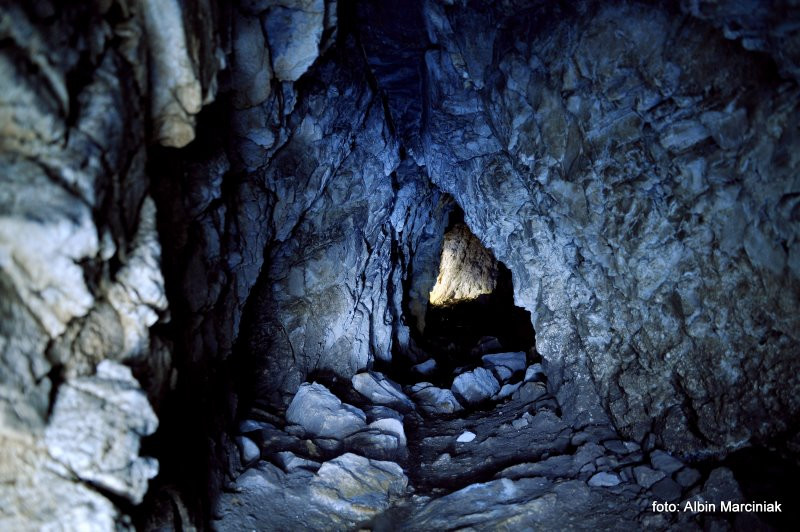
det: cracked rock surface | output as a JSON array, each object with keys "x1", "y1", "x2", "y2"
[{"x1": 2, "y1": 0, "x2": 799, "y2": 529}]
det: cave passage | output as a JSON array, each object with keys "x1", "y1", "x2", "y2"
[{"x1": 410, "y1": 214, "x2": 536, "y2": 388}]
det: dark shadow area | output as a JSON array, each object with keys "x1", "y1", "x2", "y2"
[
  {"x1": 420, "y1": 262, "x2": 536, "y2": 384},
  {"x1": 717, "y1": 447, "x2": 799, "y2": 530}
]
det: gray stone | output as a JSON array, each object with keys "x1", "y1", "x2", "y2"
[
  {"x1": 524, "y1": 363, "x2": 545, "y2": 382},
  {"x1": 352, "y1": 371, "x2": 415, "y2": 412},
  {"x1": 452, "y1": 367, "x2": 501, "y2": 405},
  {"x1": 238, "y1": 419, "x2": 272, "y2": 434},
  {"x1": 344, "y1": 429, "x2": 401, "y2": 461},
  {"x1": 511, "y1": 417, "x2": 529, "y2": 430},
  {"x1": 364, "y1": 406, "x2": 403, "y2": 423},
  {"x1": 603, "y1": 440, "x2": 630, "y2": 455},
  {"x1": 650, "y1": 450, "x2": 685, "y2": 474},
  {"x1": 309, "y1": 454, "x2": 408, "y2": 522},
  {"x1": 495, "y1": 381, "x2": 523, "y2": 400},
  {"x1": 482, "y1": 352, "x2": 527, "y2": 374},
  {"x1": 285, "y1": 382, "x2": 366, "y2": 439},
  {"x1": 236, "y1": 436, "x2": 261, "y2": 465},
  {"x1": 263, "y1": 3, "x2": 324, "y2": 81},
  {"x1": 498, "y1": 454, "x2": 575, "y2": 480},
  {"x1": 369, "y1": 418, "x2": 407, "y2": 446},
  {"x1": 312, "y1": 438, "x2": 343, "y2": 454},
  {"x1": 456, "y1": 431, "x2": 476, "y2": 443},
  {"x1": 274, "y1": 451, "x2": 320, "y2": 473},
  {"x1": 650, "y1": 477, "x2": 683, "y2": 501},
  {"x1": 675, "y1": 467, "x2": 702, "y2": 488},
  {"x1": 411, "y1": 358, "x2": 437, "y2": 377},
  {"x1": 588, "y1": 472, "x2": 621, "y2": 487},
  {"x1": 409, "y1": 382, "x2": 463, "y2": 415},
  {"x1": 512, "y1": 382, "x2": 548, "y2": 404},
  {"x1": 633, "y1": 465, "x2": 666, "y2": 489},
  {"x1": 214, "y1": 454, "x2": 407, "y2": 530}
]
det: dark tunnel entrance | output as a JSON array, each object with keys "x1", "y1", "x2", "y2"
[{"x1": 388, "y1": 207, "x2": 537, "y2": 389}]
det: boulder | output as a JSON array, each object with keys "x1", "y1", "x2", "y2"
[
  {"x1": 452, "y1": 367, "x2": 500, "y2": 405},
  {"x1": 482, "y1": 352, "x2": 527, "y2": 374},
  {"x1": 409, "y1": 383, "x2": 463, "y2": 415},
  {"x1": 236, "y1": 436, "x2": 261, "y2": 465},
  {"x1": 285, "y1": 382, "x2": 366, "y2": 439},
  {"x1": 274, "y1": 451, "x2": 320, "y2": 473},
  {"x1": 511, "y1": 381, "x2": 547, "y2": 404},
  {"x1": 364, "y1": 405, "x2": 403, "y2": 423},
  {"x1": 369, "y1": 418, "x2": 406, "y2": 446},
  {"x1": 309, "y1": 454, "x2": 408, "y2": 522},
  {"x1": 344, "y1": 430, "x2": 402, "y2": 461},
  {"x1": 352, "y1": 371, "x2": 415, "y2": 412}
]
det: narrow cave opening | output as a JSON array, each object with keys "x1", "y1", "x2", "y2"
[{"x1": 384, "y1": 207, "x2": 538, "y2": 395}]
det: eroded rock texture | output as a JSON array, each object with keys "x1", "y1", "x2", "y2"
[
  {"x1": 0, "y1": 1, "x2": 221, "y2": 528},
  {"x1": 2, "y1": 0, "x2": 799, "y2": 529},
  {"x1": 416, "y1": 0, "x2": 800, "y2": 455}
]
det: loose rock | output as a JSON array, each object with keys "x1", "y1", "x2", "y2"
[
  {"x1": 588, "y1": 472, "x2": 621, "y2": 487},
  {"x1": 352, "y1": 371, "x2": 415, "y2": 412},
  {"x1": 456, "y1": 431, "x2": 476, "y2": 443},
  {"x1": 452, "y1": 367, "x2": 501, "y2": 405},
  {"x1": 409, "y1": 383, "x2": 463, "y2": 415},
  {"x1": 285, "y1": 382, "x2": 366, "y2": 439}
]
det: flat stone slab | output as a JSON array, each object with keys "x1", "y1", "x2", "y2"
[
  {"x1": 588, "y1": 471, "x2": 621, "y2": 487},
  {"x1": 650, "y1": 450, "x2": 684, "y2": 474},
  {"x1": 633, "y1": 465, "x2": 666, "y2": 488},
  {"x1": 286, "y1": 382, "x2": 366, "y2": 439}
]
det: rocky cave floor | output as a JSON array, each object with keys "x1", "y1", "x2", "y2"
[{"x1": 209, "y1": 332, "x2": 790, "y2": 531}]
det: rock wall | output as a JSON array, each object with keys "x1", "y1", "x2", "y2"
[
  {"x1": 419, "y1": 0, "x2": 800, "y2": 456},
  {"x1": 0, "y1": 1, "x2": 222, "y2": 528},
  {"x1": 429, "y1": 222, "x2": 499, "y2": 306}
]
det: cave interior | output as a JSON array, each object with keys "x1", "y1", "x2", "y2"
[{"x1": 1, "y1": 0, "x2": 800, "y2": 530}]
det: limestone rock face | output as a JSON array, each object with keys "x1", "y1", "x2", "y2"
[
  {"x1": 415, "y1": 0, "x2": 800, "y2": 455},
  {"x1": 429, "y1": 223, "x2": 499, "y2": 305},
  {"x1": 44, "y1": 361, "x2": 159, "y2": 504},
  {"x1": 0, "y1": 2, "x2": 217, "y2": 528}
]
